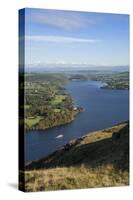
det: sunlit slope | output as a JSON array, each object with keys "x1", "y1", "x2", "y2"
[{"x1": 24, "y1": 122, "x2": 129, "y2": 191}]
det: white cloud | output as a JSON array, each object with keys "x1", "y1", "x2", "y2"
[
  {"x1": 30, "y1": 10, "x2": 96, "y2": 31},
  {"x1": 25, "y1": 35, "x2": 98, "y2": 44}
]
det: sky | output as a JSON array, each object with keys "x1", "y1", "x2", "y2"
[{"x1": 23, "y1": 8, "x2": 129, "y2": 67}]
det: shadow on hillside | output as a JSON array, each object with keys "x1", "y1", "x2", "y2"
[{"x1": 26, "y1": 124, "x2": 129, "y2": 172}]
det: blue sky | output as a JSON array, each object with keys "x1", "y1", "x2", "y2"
[{"x1": 24, "y1": 8, "x2": 129, "y2": 67}]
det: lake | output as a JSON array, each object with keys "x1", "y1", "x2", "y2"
[{"x1": 25, "y1": 80, "x2": 129, "y2": 163}]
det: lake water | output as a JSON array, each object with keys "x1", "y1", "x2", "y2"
[{"x1": 25, "y1": 80, "x2": 129, "y2": 163}]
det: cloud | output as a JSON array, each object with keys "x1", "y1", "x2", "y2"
[
  {"x1": 25, "y1": 35, "x2": 98, "y2": 44},
  {"x1": 30, "y1": 9, "x2": 96, "y2": 31}
]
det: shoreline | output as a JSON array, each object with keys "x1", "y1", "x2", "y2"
[
  {"x1": 25, "y1": 106, "x2": 84, "y2": 132},
  {"x1": 23, "y1": 121, "x2": 129, "y2": 192},
  {"x1": 25, "y1": 120, "x2": 129, "y2": 166}
]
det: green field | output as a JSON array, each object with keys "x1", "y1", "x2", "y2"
[
  {"x1": 51, "y1": 95, "x2": 66, "y2": 105},
  {"x1": 53, "y1": 108, "x2": 61, "y2": 113},
  {"x1": 25, "y1": 116, "x2": 44, "y2": 128},
  {"x1": 24, "y1": 105, "x2": 31, "y2": 109}
]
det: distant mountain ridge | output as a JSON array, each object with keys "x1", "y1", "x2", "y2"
[{"x1": 24, "y1": 64, "x2": 129, "y2": 73}]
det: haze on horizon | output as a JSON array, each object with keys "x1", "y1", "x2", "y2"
[{"x1": 23, "y1": 8, "x2": 129, "y2": 68}]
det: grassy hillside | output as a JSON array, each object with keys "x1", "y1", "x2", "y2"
[{"x1": 24, "y1": 122, "x2": 129, "y2": 192}]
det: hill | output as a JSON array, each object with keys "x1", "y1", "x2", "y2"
[{"x1": 24, "y1": 122, "x2": 129, "y2": 192}]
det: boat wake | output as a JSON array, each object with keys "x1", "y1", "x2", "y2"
[{"x1": 56, "y1": 134, "x2": 63, "y2": 139}]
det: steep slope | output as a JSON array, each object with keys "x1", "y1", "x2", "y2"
[{"x1": 24, "y1": 122, "x2": 129, "y2": 191}]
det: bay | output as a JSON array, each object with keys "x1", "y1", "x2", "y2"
[{"x1": 25, "y1": 80, "x2": 129, "y2": 163}]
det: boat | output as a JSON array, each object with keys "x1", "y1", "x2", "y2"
[{"x1": 56, "y1": 134, "x2": 63, "y2": 139}]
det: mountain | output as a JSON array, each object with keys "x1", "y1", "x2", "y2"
[
  {"x1": 25, "y1": 64, "x2": 129, "y2": 73},
  {"x1": 24, "y1": 122, "x2": 129, "y2": 192}
]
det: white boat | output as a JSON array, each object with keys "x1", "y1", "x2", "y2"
[{"x1": 56, "y1": 134, "x2": 63, "y2": 139}]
